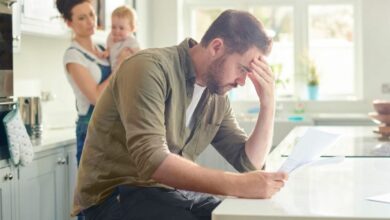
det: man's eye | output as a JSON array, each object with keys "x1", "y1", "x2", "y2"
[{"x1": 240, "y1": 66, "x2": 250, "y2": 74}]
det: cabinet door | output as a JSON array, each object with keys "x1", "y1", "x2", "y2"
[
  {"x1": 12, "y1": 0, "x2": 22, "y2": 51},
  {"x1": 66, "y1": 145, "x2": 77, "y2": 220},
  {"x1": 20, "y1": 0, "x2": 67, "y2": 36},
  {"x1": 18, "y1": 152, "x2": 67, "y2": 220},
  {"x1": 0, "y1": 167, "x2": 13, "y2": 220}
]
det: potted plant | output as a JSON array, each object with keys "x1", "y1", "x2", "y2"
[
  {"x1": 300, "y1": 52, "x2": 320, "y2": 100},
  {"x1": 307, "y1": 58, "x2": 319, "y2": 100}
]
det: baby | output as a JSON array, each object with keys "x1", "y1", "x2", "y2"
[{"x1": 103, "y1": 6, "x2": 140, "y2": 72}]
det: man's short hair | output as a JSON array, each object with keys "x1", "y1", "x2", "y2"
[{"x1": 200, "y1": 10, "x2": 272, "y2": 55}]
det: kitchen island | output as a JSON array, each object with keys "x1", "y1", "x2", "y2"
[{"x1": 212, "y1": 126, "x2": 390, "y2": 220}]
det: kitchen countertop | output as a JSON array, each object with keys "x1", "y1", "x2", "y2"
[
  {"x1": 212, "y1": 126, "x2": 390, "y2": 220},
  {"x1": 237, "y1": 112, "x2": 374, "y2": 123},
  {"x1": 32, "y1": 127, "x2": 76, "y2": 153}
]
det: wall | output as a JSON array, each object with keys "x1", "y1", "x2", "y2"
[
  {"x1": 136, "y1": 0, "x2": 184, "y2": 48},
  {"x1": 362, "y1": 0, "x2": 390, "y2": 100},
  {"x1": 13, "y1": 34, "x2": 77, "y2": 129},
  {"x1": 135, "y1": 0, "x2": 152, "y2": 49}
]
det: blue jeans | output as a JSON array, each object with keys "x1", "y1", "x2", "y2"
[
  {"x1": 76, "y1": 121, "x2": 88, "y2": 166},
  {"x1": 76, "y1": 121, "x2": 89, "y2": 220},
  {"x1": 83, "y1": 186, "x2": 221, "y2": 220}
]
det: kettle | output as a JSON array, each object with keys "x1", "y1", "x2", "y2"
[{"x1": 18, "y1": 97, "x2": 42, "y2": 138}]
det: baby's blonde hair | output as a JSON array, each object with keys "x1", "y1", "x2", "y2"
[{"x1": 112, "y1": 5, "x2": 137, "y2": 31}]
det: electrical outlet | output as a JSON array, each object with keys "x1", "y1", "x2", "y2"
[{"x1": 381, "y1": 83, "x2": 390, "y2": 94}]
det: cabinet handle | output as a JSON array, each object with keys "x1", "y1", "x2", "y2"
[
  {"x1": 57, "y1": 158, "x2": 67, "y2": 165},
  {"x1": 3, "y1": 173, "x2": 13, "y2": 181},
  {"x1": 13, "y1": 36, "x2": 21, "y2": 42}
]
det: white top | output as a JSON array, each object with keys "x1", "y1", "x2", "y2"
[
  {"x1": 63, "y1": 41, "x2": 110, "y2": 116},
  {"x1": 107, "y1": 33, "x2": 139, "y2": 71},
  {"x1": 186, "y1": 84, "x2": 206, "y2": 127}
]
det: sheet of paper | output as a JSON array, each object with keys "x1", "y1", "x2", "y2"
[
  {"x1": 306, "y1": 156, "x2": 345, "y2": 167},
  {"x1": 367, "y1": 193, "x2": 390, "y2": 204},
  {"x1": 278, "y1": 128, "x2": 341, "y2": 173}
]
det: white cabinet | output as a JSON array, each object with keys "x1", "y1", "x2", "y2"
[
  {"x1": 12, "y1": 0, "x2": 22, "y2": 51},
  {"x1": 18, "y1": 149, "x2": 68, "y2": 220},
  {"x1": 0, "y1": 143, "x2": 76, "y2": 220},
  {"x1": 66, "y1": 145, "x2": 77, "y2": 220},
  {"x1": 15, "y1": 0, "x2": 133, "y2": 40},
  {"x1": 20, "y1": 0, "x2": 67, "y2": 36},
  {"x1": 0, "y1": 166, "x2": 16, "y2": 220}
]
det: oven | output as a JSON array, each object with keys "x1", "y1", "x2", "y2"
[{"x1": 0, "y1": 0, "x2": 17, "y2": 160}]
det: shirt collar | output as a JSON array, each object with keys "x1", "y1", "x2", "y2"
[{"x1": 177, "y1": 38, "x2": 198, "y2": 81}]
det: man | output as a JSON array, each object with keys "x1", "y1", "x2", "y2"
[{"x1": 73, "y1": 9, "x2": 288, "y2": 220}]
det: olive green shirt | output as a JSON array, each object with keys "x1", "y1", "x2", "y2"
[{"x1": 72, "y1": 38, "x2": 256, "y2": 215}]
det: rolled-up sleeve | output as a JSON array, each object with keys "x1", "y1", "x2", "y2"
[
  {"x1": 111, "y1": 55, "x2": 170, "y2": 180},
  {"x1": 211, "y1": 98, "x2": 257, "y2": 172}
]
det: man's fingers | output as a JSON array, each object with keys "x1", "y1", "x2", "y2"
[
  {"x1": 271, "y1": 172, "x2": 289, "y2": 181},
  {"x1": 250, "y1": 60, "x2": 273, "y2": 84}
]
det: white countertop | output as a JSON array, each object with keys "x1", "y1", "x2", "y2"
[
  {"x1": 32, "y1": 127, "x2": 76, "y2": 153},
  {"x1": 212, "y1": 126, "x2": 390, "y2": 220},
  {"x1": 237, "y1": 112, "x2": 373, "y2": 124}
]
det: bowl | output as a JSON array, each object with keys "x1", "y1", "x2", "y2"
[
  {"x1": 368, "y1": 112, "x2": 390, "y2": 125},
  {"x1": 373, "y1": 100, "x2": 390, "y2": 114}
]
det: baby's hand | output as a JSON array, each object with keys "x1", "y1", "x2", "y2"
[{"x1": 97, "y1": 50, "x2": 109, "y2": 59}]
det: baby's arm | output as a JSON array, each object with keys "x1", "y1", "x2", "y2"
[{"x1": 98, "y1": 33, "x2": 113, "y2": 59}]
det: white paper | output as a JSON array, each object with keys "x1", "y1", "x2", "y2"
[
  {"x1": 306, "y1": 156, "x2": 345, "y2": 167},
  {"x1": 367, "y1": 193, "x2": 390, "y2": 204},
  {"x1": 278, "y1": 128, "x2": 341, "y2": 173}
]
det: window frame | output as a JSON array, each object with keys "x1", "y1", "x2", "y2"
[{"x1": 182, "y1": 0, "x2": 362, "y2": 101}]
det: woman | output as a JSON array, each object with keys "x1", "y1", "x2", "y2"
[{"x1": 56, "y1": 0, "x2": 112, "y2": 165}]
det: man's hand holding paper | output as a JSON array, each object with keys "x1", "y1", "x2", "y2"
[{"x1": 278, "y1": 128, "x2": 342, "y2": 173}]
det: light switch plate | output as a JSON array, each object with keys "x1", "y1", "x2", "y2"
[{"x1": 381, "y1": 83, "x2": 390, "y2": 94}]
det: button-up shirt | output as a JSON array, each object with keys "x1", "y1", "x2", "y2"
[{"x1": 72, "y1": 38, "x2": 256, "y2": 215}]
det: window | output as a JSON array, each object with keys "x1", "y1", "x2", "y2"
[
  {"x1": 308, "y1": 5, "x2": 355, "y2": 98},
  {"x1": 183, "y1": 0, "x2": 360, "y2": 101}
]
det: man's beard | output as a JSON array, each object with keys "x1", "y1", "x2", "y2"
[{"x1": 205, "y1": 56, "x2": 237, "y2": 95}]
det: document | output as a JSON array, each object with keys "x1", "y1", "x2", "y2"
[
  {"x1": 367, "y1": 193, "x2": 390, "y2": 204},
  {"x1": 278, "y1": 128, "x2": 341, "y2": 173}
]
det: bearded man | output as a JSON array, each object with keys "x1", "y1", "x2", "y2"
[{"x1": 73, "y1": 9, "x2": 288, "y2": 220}]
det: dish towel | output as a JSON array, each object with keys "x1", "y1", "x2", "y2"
[{"x1": 2, "y1": 108, "x2": 34, "y2": 166}]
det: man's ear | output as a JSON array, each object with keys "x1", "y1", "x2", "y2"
[{"x1": 208, "y1": 38, "x2": 225, "y2": 57}]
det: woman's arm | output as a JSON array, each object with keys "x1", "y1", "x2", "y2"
[{"x1": 66, "y1": 63, "x2": 111, "y2": 105}]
